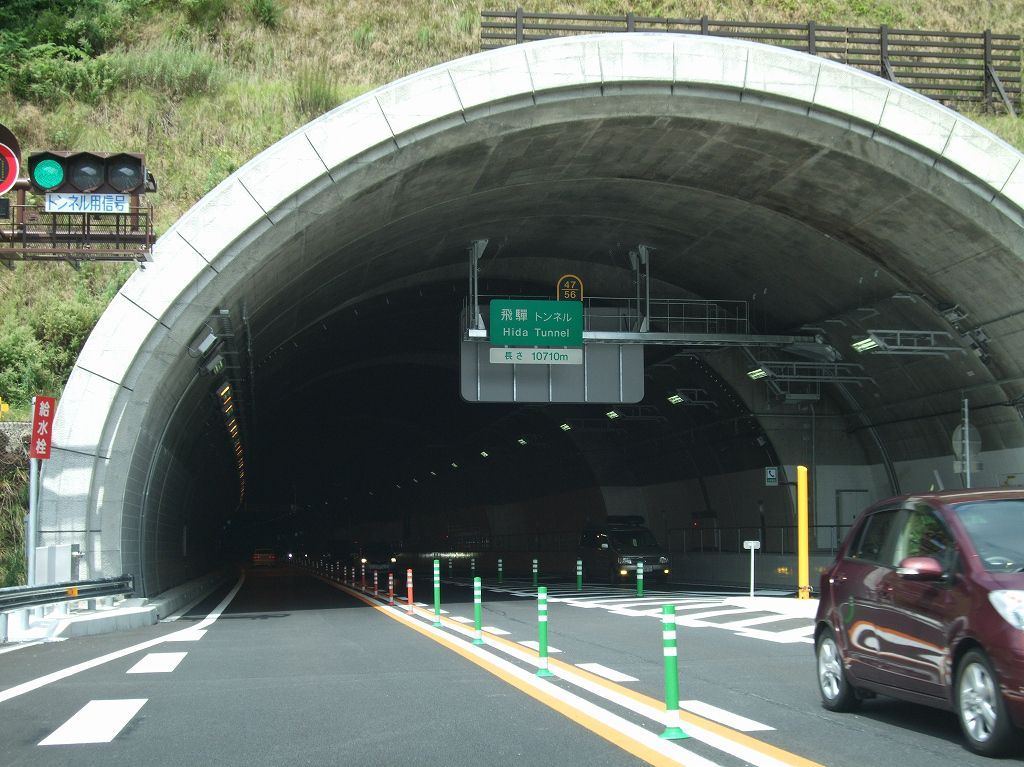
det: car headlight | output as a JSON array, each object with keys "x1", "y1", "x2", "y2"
[
  {"x1": 659, "y1": 557, "x2": 668, "y2": 564},
  {"x1": 390, "y1": 557, "x2": 397, "y2": 563},
  {"x1": 989, "y1": 590, "x2": 1024, "y2": 629}
]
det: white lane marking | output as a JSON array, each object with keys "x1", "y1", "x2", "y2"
[
  {"x1": 517, "y1": 640, "x2": 561, "y2": 653},
  {"x1": 679, "y1": 700, "x2": 773, "y2": 732},
  {"x1": 391, "y1": 608, "x2": 723, "y2": 766},
  {"x1": 127, "y1": 652, "x2": 187, "y2": 674},
  {"x1": 164, "y1": 629, "x2": 207, "y2": 642},
  {"x1": 720, "y1": 613, "x2": 809, "y2": 629},
  {"x1": 450, "y1": 616, "x2": 474, "y2": 624},
  {"x1": 402, "y1": 604, "x2": 793, "y2": 767},
  {"x1": 39, "y1": 699, "x2": 147, "y2": 745},
  {"x1": 481, "y1": 626, "x2": 510, "y2": 635},
  {"x1": 0, "y1": 572, "x2": 245, "y2": 705},
  {"x1": 575, "y1": 663, "x2": 638, "y2": 682}
]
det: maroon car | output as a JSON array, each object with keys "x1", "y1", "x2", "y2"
[{"x1": 815, "y1": 489, "x2": 1024, "y2": 756}]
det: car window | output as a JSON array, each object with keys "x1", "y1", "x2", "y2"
[
  {"x1": 609, "y1": 530, "x2": 659, "y2": 549},
  {"x1": 895, "y1": 504, "x2": 955, "y2": 570},
  {"x1": 847, "y1": 509, "x2": 900, "y2": 565},
  {"x1": 953, "y1": 499, "x2": 1024, "y2": 572}
]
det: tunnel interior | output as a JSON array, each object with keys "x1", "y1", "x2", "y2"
[{"x1": 41, "y1": 36, "x2": 1024, "y2": 594}]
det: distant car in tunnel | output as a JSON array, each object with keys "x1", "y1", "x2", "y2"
[
  {"x1": 815, "y1": 489, "x2": 1024, "y2": 756},
  {"x1": 578, "y1": 516, "x2": 670, "y2": 584},
  {"x1": 353, "y1": 543, "x2": 398, "y2": 580}
]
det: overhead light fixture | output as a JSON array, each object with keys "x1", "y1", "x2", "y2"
[
  {"x1": 517, "y1": 438, "x2": 528, "y2": 445},
  {"x1": 451, "y1": 462, "x2": 459, "y2": 469},
  {"x1": 196, "y1": 331, "x2": 217, "y2": 355},
  {"x1": 559, "y1": 423, "x2": 572, "y2": 431},
  {"x1": 747, "y1": 368, "x2": 768, "y2": 380},
  {"x1": 606, "y1": 410, "x2": 620, "y2": 419},
  {"x1": 851, "y1": 336, "x2": 880, "y2": 353},
  {"x1": 667, "y1": 393, "x2": 685, "y2": 405},
  {"x1": 480, "y1": 451, "x2": 489, "y2": 458},
  {"x1": 429, "y1": 470, "x2": 437, "y2": 476}
]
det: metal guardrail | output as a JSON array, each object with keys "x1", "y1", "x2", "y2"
[
  {"x1": 481, "y1": 9, "x2": 1021, "y2": 116},
  {"x1": 0, "y1": 575, "x2": 134, "y2": 613}
]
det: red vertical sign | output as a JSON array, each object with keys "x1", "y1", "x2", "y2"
[{"x1": 29, "y1": 396, "x2": 56, "y2": 459}]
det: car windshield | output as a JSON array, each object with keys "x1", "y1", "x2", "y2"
[
  {"x1": 953, "y1": 499, "x2": 1024, "y2": 572},
  {"x1": 609, "y1": 530, "x2": 660, "y2": 550}
]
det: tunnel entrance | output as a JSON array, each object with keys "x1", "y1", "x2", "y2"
[{"x1": 40, "y1": 34, "x2": 1024, "y2": 595}]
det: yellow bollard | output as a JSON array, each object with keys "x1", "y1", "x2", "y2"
[{"x1": 797, "y1": 465, "x2": 810, "y2": 599}]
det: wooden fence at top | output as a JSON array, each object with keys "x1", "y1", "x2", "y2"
[{"x1": 481, "y1": 9, "x2": 1021, "y2": 116}]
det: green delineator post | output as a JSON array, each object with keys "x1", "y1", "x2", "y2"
[
  {"x1": 497, "y1": 557, "x2": 503, "y2": 584},
  {"x1": 576, "y1": 559, "x2": 583, "y2": 591},
  {"x1": 536, "y1": 586, "x2": 554, "y2": 677},
  {"x1": 432, "y1": 559, "x2": 443, "y2": 627},
  {"x1": 532, "y1": 558, "x2": 539, "y2": 587},
  {"x1": 473, "y1": 577, "x2": 484, "y2": 645},
  {"x1": 637, "y1": 561, "x2": 644, "y2": 597},
  {"x1": 660, "y1": 604, "x2": 689, "y2": 740}
]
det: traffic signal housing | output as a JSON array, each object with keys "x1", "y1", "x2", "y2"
[{"x1": 28, "y1": 151, "x2": 149, "y2": 194}]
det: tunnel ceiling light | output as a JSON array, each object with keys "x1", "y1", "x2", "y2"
[
  {"x1": 606, "y1": 410, "x2": 620, "y2": 419},
  {"x1": 851, "y1": 336, "x2": 880, "y2": 353},
  {"x1": 430, "y1": 470, "x2": 437, "y2": 476},
  {"x1": 517, "y1": 437, "x2": 528, "y2": 445},
  {"x1": 559, "y1": 423, "x2": 572, "y2": 431},
  {"x1": 196, "y1": 331, "x2": 217, "y2": 355},
  {"x1": 667, "y1": 393, "x2": 685, "y2": 405},
  {"x1": 217, "y1": 382, "x2": 231, "y2": 398},
  {"x1": 480, "y1": 451, "x2": 489, "y2": 458},
  {"x1": 451, "y1": 462, "x2": 459, "y2": 469},
  {"x1": 747, "y1": 367, "x2": 768, "y2": 380}
]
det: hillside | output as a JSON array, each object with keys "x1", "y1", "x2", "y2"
[{"x1": 0, "y1": 0, "x2": 1021, "y2": 584}]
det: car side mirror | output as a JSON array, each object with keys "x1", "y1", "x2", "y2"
[
  {"x1": 600, "y1": 543, "x2": 609, "y2": 550},
  {"x1": 896, "y1": 556, "x2": 944, "y2": 580}
]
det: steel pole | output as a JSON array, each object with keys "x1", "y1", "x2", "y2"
[
  {"x1": 797, "y1": 465, "x2": 810, "y2": 599},
  {"x1": 27, "y1": 456, "x2": 37, "y2": 586}
]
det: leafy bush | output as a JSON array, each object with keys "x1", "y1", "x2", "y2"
[
  {"x1": 6, "y1": 43, "x2": 115, "y2": 106},
  {"x1": 249, "y1": 0, "x2": 281, "y2": 29}
]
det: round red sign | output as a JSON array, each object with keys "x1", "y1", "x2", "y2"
[{"x1": 0, "y1": 142, "x2": 18, "y2": 196}]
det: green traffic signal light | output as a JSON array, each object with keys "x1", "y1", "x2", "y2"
[{"x1": 32, "y1": 158, "x2": 65, "y2": 190}]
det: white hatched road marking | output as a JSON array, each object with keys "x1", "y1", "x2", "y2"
[
  {"x1": 39, "y1": 699, "x2": 147, "y2": 745},
  {"x1": 518, "y1": 640, "x2": 562, "y2": 653},
  {"x1": 679, "y1": 700, "x2": 773, "y2": 732},
  {"x1": 127, "y1": 652, "x2": 187, "y2": 674},
  {"x1": 574, "y1": 662, "x2": 638, "y2": 682},
  {"x1": 481, "y1": 626, "x2": 510, "y2": 635}
]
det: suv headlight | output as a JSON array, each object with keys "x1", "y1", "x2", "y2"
[{"x1": 989, "y1": 590, "x2": 1024, "y2": 629}]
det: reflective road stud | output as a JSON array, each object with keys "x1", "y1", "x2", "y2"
[
  {"x1": 472, "y1": 577, "x2": 484, "y2": 645},
  {"x1": 637, "y1": 561, "x2": 644, "y2": 597},
  {"x1": 406, "y1": 568, "x2": 414, "y2": 615},
  {"x1": 497, "y1": 558, "x2": 503, "y2": 584},
  {"x1": 660, "y1": 605, "x2": 689, "y2": 740},
  {"x1": 432, "y1": 559, "x2": 442, "y2": 627},
  {"x1": 576, "y1": 559, "x2": 583, "y2": 591},
  {"x1": 532, "y1": 558, "x2": 539, "y2": 587},
  {"x1": 536, "y1": 586, "x2": 554, "y2": 678}
]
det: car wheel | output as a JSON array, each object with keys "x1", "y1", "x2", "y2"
[
  {"x1": 956, "y1": 649, "x2": 1018, "y2": 756},
  {"x1": 816, "y1": 627, "x2": 860, "y2": 712}
]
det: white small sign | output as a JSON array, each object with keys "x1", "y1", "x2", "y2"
[
  {"x1": 743, "y1": 540, "x2": 761, "y2": 550},
  {"x1": 765, "y1": 467, "x2": 779, "y2": 486},
  {"x1": 45, "y1": 193, "x2": 130, "y2": 214},
  {"x1": 489, "y1": 347, "x2": 583, "y2": 365}
]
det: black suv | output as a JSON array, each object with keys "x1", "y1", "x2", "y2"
[{"x1": 578, "y1": 516, "x2": 671, "y2": 583}]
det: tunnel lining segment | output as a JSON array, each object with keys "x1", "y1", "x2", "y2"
[{"x1": 39, "y1": 33, "x2": 1024, "y2": 589}]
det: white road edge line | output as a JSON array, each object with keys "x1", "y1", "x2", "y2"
[{"x1": 0, "y1": 572, "x2": 245, "y2": 705}]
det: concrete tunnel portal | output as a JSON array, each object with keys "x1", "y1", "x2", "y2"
[{"x1": 37, "y1": 34, "x2": 1024, "y2": 596}]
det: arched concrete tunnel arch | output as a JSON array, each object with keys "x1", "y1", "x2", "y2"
[{"x1": 40, "y1": 34, "x2": 1024, "y2": 595}]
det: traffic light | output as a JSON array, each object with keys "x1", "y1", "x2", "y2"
[{"x1": 27, "y1": 151, "x2": 149, "y2": 194}]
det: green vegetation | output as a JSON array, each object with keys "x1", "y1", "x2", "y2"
[{"x1": 0, "y1": 0, "x2": 1021, "y2": 585}]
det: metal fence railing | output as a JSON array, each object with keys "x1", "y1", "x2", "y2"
[
  {"x1": 0, "y1": 575, "x2": 134, "y2": 613},
  {"x1": 481, "y1": 9, "x2": 1021, "y2": 116}
]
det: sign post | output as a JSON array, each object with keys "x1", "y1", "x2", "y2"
[
  {"x1": 743, "y1": 540, "x2": 761, "y2": 598},
  {"x1": 27, "y1": 396, "x2": 56, "y2": 586}
]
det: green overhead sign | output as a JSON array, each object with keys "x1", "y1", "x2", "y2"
[{"x1": 489, "y1": 299, "x2": 583, "y2": 347}]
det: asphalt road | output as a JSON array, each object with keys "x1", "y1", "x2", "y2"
[{"x1": 0, "y1": 567, "x2": 1020, "y2": 767}]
